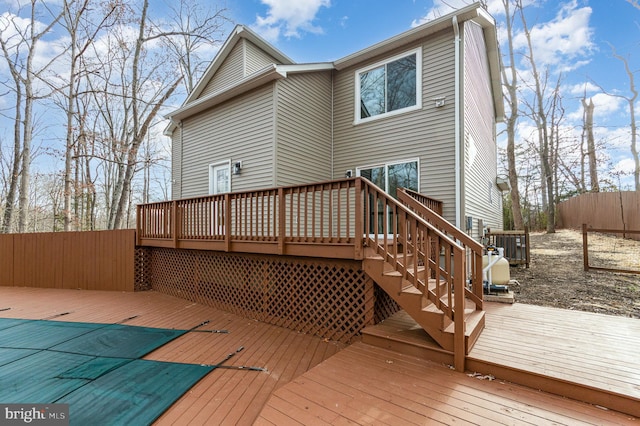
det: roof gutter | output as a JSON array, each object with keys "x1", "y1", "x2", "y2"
[{"x1": 164, "y1": 65, "x2": 286, "y2": 135}]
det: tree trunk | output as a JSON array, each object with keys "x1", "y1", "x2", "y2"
[
  {"x1": 18, "y1": 76, "x2": 34, "y2": 233},
  {"x1": 502, "y1": 0, "x2": 524, "y2": 230},
  {"x1": 1, "y1": 89, "x2": 22, "y2": 233},
  {"x1": 581, "y1": 98, "x2": 599, "y2": 192}
]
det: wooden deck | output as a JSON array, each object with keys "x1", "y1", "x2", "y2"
[
  {"x1": 361, "y1": 303, "x2": 640, "y2": 420},
  {"x1": 1, "y1": 287, "x2": 638, "y2": 425}
]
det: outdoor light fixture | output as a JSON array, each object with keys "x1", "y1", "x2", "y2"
[
  {"x1": 432, "y1": 96, "x2": 446, "y2": 107},
  {"x1": 345, "y1": 170, "x2": 353, "y2": 178},
  {"x1": 233, "y1": 161, "x2": 242, "y2": 175}
]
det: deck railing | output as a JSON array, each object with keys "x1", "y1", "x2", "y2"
[
  {"x1": 398, "y1": 188, "x2": 484, "y2": 308},
  {"x1": 137, "y1": 177, "x2": 483, "y2": 366},
  {"x1": 137, "y1": 179, "x2": 362, "y2": 259}
]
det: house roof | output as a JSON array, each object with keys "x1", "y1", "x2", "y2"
[
  {"x1": 165, "y1": 2, "x2": 503, "y2": 135},
  {"x1": 185, "y1": 25, "x2": 295, "y2": 106},
  {"x1": 333, "y1": 3, "x2": 503, "y2": 121}
]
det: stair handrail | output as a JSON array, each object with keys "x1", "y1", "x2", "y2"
[
  {"x1": 359, "y1": 178, "x2": 468, "y2": 364},
  {"x1": 397, "y1": 187, "x2": 484, "y2": 307}
]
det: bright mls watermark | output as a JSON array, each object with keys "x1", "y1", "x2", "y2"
[{"x1": 0, "y1": 404, "x2": 68, "y2": 425}]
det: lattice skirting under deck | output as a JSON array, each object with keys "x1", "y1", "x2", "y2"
[{"x1": 142, "y1": 248, "x2": 399, "y2": 343}]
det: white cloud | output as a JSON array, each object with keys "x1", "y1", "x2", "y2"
[
  {"x1": 411, "y1": 0, "x2": 468, "y2": 27},
  {"x1": 252, "y1": 0, "x2": 331, "y2": 42},
  {"x1": 412, "y1": 0, "x2": 532, "y2": 28},
  {"x1": 567, "y1": 81, "x2": 600, "y2": 96},
  {"x1": 567, "y1": 92, "x2": 626, "y2": 122},
  {"x1": 612, "y1": 157, "x2": 636, "y2": 175},
  {"x1": 513, "y1": 1, "x2": 594, "y2": 71}
]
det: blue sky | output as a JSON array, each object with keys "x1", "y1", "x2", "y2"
[
  {"x1": 217, "y1": 0, "x2": 640, "y2": 187},
  {"x1": 1, "y1": 0, "x2": 638, "y2": 195}
]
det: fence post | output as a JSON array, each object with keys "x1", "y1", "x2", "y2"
[
  {"x1": 453, "y1": 248, "x2": 466, "y2": 372},
  {"x1": 225, "y1": 193, "x2": 231, "y2": 252},
  {"x1": 354, "y1": 178, "x2": 363, "y2": 260},
  {"x1": 278, "y1": 187, "x2": 285, "y2": 255},
  {"x1": 135, "y1": 205, "x2": 141, "y2": 246},
  {"x1": 524, "y1": 226, "x2": 530, "y2": 268},
  {"x1": 582, "y1": 223, "x2": 589, "y2": 271},
  {"x1": 172, "y1": 200, "x2": 178, "y2": 249}
]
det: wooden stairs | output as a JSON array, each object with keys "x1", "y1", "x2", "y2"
[
  {"x1": 363, "y1": 247, "x2": 485, "y2": 356},
  {"x1": 359, "y1": 186, "x2": 488, "y2": 363}
]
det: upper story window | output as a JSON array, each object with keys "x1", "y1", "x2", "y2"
[{"x1": 355, "y1": 48, "x2": 422, "y2": 124}]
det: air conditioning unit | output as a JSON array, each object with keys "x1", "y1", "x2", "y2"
[{"x1": 496, "y1": 177, "x2": 510, "y2": 192}]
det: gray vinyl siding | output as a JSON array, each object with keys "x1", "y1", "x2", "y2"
[
  {"x1": 245, "y1": 40, "x2": 281, "y2": 74},
  {"x1": 333, "y1": 29, "x2": 458, "y2": 223},
  {"x1": 462, "y1": 21, "x2": 502, "y2": 237},
  {"x1": 275, "y1": 72, "x2": 333, "y2": 186},
  {"x1": 179, "y1": 84, "x2": 276, "y2": 197},
  {"x1": 199, "y1": 40, "x2": 281, "y2": 99},
  {"x1": 171, "y1": 129, "x2": 182, "y2": 199},
  {"x1": 200, "y1": 41, "x2": 245, "y2": 97}
]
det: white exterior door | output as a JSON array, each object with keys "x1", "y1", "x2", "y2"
[
  {"x1": 209, "y1": 162, "x2": 230, "y2": 235},
  {"x1": 209, "y1": 162, "x2": 230, "y2": 195}
]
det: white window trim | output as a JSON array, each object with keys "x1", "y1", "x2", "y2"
[
  {"x1": 354, "y1": 47, "x2": 423, "y2": 125},
  {"x1": 208, "y1": 159, "x2": 231, "y2": 195},
  {"x1": 356, "y1": 157, "x2": 421, "y2": 194}
]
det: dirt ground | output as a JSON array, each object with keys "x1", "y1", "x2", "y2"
[{"x1": 507, "y1": 228, "x2": 640, "y2": 318}]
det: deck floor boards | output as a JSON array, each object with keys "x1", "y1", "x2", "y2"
[
  {"x1": 469, "y1": 302, "x2": 640, "y2": 403},
  {"x1": 1, "y1": 287, "x2": 638, "y2": 425},
  {"x1": 259, "y1": 341, "x2": 637, "y2": 425}
]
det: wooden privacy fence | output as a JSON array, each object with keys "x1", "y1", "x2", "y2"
[
  {"x1": 0, "y1": 229, "x2": 136, "y2": 291},
  {"x1": 559, "y1": 192, "x2": 640, "y2": 241}
]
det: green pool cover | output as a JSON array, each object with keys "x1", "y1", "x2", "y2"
[{"x1": 0, "y1": 318, "x2": 215, "y2": 425}]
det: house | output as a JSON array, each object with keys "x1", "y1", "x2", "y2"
[{"x1": 164, "y1": 2, "x2": 504, "y2": 239}]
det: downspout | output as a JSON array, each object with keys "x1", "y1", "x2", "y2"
[
  {"x1": 452, "y1": 16, "x2": 461, "y2": 229},
  {"x1": 179, "y1": 120, "x2": 183, "y2": 199},
  {"x1": 331, "y1": 70, "x2": 334, "y2": 180}
]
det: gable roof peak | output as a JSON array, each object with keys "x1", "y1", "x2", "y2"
[{"x1": 185, "y1": 24, "x2": 295, "y2": 105}]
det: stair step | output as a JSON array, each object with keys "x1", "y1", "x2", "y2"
[
  {"x1": 401, "y1": 285, "x2": 422, "y2": 295},
  {"x1": 406, "y1": 265, "x2": 425, "y2": 275},
  {"x1": 444, "y1": 309, "x2": 485, "y2": 336}
]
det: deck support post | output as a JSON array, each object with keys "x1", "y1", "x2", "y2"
[
  {"x1": 172, "y1": 200, "x2": 178, "y2": 249},
  {"x1": 454, "y1": 248, "x2": 466, "y2": 372},
  {"x1": 354, "y1": 178, "x2": 363, "y2": 260},
  {"x1": 278, "y1": 187, "x2": 285, "y2": 254},
  {"x1": 135, "y1": 205, "x2": 141, "y2": 246},
  {"x1": 225, "y1": 194, "x2": 231, "y2": 252}
]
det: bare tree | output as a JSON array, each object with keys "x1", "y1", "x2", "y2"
[
  {"x1": 611, "y1": 50, "x2": 639, "y2": 190},
  {"x1": 517, "y1": 2, "x2": 556, "y2": 233},
  {"x1": 500, "y1": 0, "x2": 525, "y2": 230},
  {"x1": 57, "y1": 0, "x2": 120, "y2": 231},
  {"x1": 581, "y1": 96, "x2": 599, "y2": 192},
  {"x1": 0, "y1": 1, "x2": 65, "y2": 233},
  {"x1": 89, "y1": 0, "x2": 228, "y2": 229},
  {"x1": 158, "y1": 2, "x2": 229, "y2": 94}
]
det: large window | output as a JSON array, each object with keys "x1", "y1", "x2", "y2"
[
  {"x1": 355, "y1": 48, "x2": 422, "y2": 123},
  {"x1": 358, "y1": 160, "x2": 419, "y2": 198}
]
